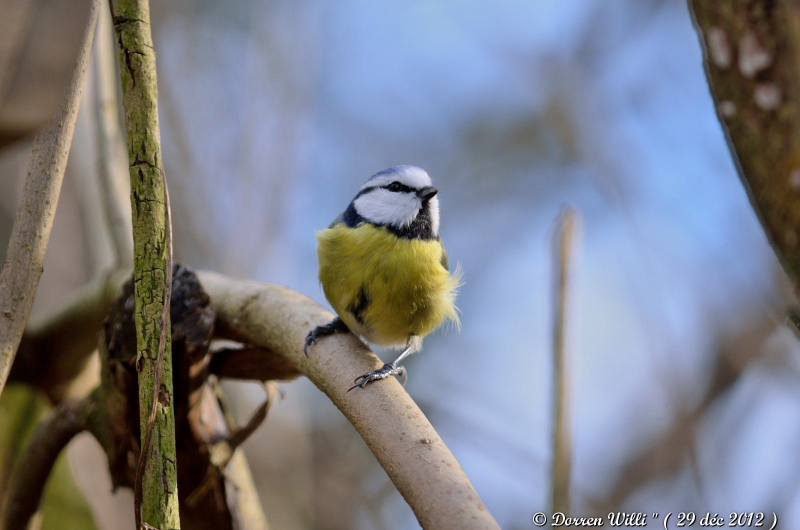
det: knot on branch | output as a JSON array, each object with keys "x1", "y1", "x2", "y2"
[{"x1": 95, "y1": 264, "x2": 273, "y2": 528}]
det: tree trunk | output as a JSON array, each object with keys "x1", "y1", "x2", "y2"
[{"x1": 690, "y1": 0, "x2": 800, "y2": 291}]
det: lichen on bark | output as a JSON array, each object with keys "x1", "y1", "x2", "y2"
[
  {"x1": 690, "y1": 0, "x2": 800, "y2": 283},
  {"x1": 113, "y1": 0, "x2": 180, "y2": 528}
]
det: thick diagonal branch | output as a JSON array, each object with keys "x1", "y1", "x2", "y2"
[
  {"x1": 198, "y1": 271, "x2": 500, "y2": 530},
  {"x1": 0, "y1": 0, "x2": 101, "y2": 398}
]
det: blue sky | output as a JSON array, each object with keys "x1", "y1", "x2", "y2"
[{"x1": 150, "y1": 0, "x2": 797, "y2": 526}]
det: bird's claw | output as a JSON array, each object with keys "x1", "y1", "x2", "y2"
[
  {"x1": 303, "y1": 331, "x2": 316, "y2": 357},
  {"x1": 347, "y1": 363, "x2": 407, "y2": 391},
  {"x1": 304, "y1": 317, "x2": 350, "y2": 357}
]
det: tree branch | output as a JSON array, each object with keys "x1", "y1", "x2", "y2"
[
  {"x1": 594, "y1": 316, "x2": 773, "y2": 512},
  {"x1": 689, "y1": 0, "x2": 800, "y2": 291},
  {"x1": 0, "y1": 0, "x2": 101, "y2": 398},
  {"x1": 198, "y1": 271, "x2": 500, "y2": 530},
  {"x1": 225, "y1": 451, "x2": 270, "y2": 530},
  {"x1": 0, "y1": 1, "x2": 95, "y2": 146},
  {"x1": 14, "y1": 268, "x2": 129, "y2": 402},
  {"x1": 96, "y1": 266, "x2": 270, "y2": 529},
  {"x1": 2, "y1": 395, "x2": 97, "y2": 529},
  {"x1": 550, "y1": 207, "x2": 579, "y2": 517},
  {"x1": 187, "y1": 382, "x2": 277, "y2": 509},
  {"x1": 94, "y1": 0, "x2": 134, "y2": 268},
  {"x1": 210, "y1": 345, "x2": 300, "y2": 382},
  {"x1": 113, "y1": 0, "x2": 180, "y2": 526}
]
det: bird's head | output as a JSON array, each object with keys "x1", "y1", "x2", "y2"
[{"x1": 352, "y1": 166, "x2": 440, "y2": 237}]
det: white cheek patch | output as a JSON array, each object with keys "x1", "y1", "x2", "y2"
[
  {"x1": 354, "y1": 189, "x2": 421, "y2": 228},
  {"x1": 428, "y1": 196, "x2": 440, "y2": 236}
]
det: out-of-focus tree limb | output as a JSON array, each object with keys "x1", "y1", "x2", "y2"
[
  {"x1": 93, "y1": 0, "x2": 133, "y2": 267},
  {"x1": 13, "y1": 270, "x2": 298, "y2": 401},
  {"x1": 0, "y1": 0, "x2": 101, "y2": 399},
  {"x1": 5, "y1": 265, "x2": 276, "y2": 530},
  {"x1": 225, "y1": 450, "x2": 269, "y2": 530},
  {"x1": 12, "y1": 265, "x2": 495, "y2": 527},
  {"x1": 1, "y1": 394, "x2": 97, "y2": 529},
  {"x1": 551, "y1": 207, "x2": 579, "y2": 517},
  {"x1": 186, "y1": 382, "x2": 277, "y2": 510},
  {"x1": 13, "y1": 268, "x2": 129, "y2": 403},
  {"x1": 209, "y1": 345, "x2": 300, "y2": 382},
  {"x1": 595, "y1": 317, "x2": 774, "y2": 512},
  {"x1": 198, "y1": 270, "x2": 500, "y2": 530},
  {"x1": 96, "y1": 266, "x2": 270, "y2": 529},
  {"x1": 0, "y1": 0, "x2": 94, "y2": 147},
  {"x1": 10, "y1": 1, "x2": 135, "y2": 404},
  {"x1": 690, "y1": 0, "x2": 800, "y2": 287}
]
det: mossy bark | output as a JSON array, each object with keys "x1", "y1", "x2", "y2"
[{"x1": 113, "y1": 1, "x2": 180, "y2": 528}]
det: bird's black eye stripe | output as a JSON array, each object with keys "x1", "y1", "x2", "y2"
[
  {"x1": 384, "y1": 181, "x2": 414, "y2": 193},
  {"x1": 352, "y1": 182, "x2": 415, "y2": 200}
]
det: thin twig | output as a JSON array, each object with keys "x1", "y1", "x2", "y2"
[
  {"x1": 0, "y1": 0, "x2": 101, "y2": 398},
  {"x1": 595, "y1": 318, "x2": 773, "y2": 513},
  {"x1": 225, "y1": 451, "x2": 270, "y2": 530},
  {"x1": 93, "y1": 0, "x2": 133, "y2": 267},
  {"x1": 187, "y1": 382, "x2": 279, "y2": 507},
  {"x1": 550, "y1": 206, "x2": 580, "y2": 517}
]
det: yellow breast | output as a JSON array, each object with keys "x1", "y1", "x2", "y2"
[{"x1": 317, "y1": 223, "x2": 459, "y2": 347}]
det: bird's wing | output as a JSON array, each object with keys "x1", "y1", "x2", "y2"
[{"x1": 438, "y1": 237, "x2": 450, "y2": 272}]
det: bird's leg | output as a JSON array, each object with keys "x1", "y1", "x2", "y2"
[
  {"x1": 304, "y1": 316, "x2": 350, "y2": 356},
  {"x1": 348, "y1": 336, "x2": 420, "y2": 391}
]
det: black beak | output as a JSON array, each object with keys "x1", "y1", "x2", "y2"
[{"x1": 417, "y1": 186, "x2": 438, "y2": 201}]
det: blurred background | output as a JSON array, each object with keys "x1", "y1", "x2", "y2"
[{"x1": 2, "y1": 0, "x2": 798, "y2": 528}]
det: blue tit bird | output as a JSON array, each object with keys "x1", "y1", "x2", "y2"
[{"x1": 304, "y1": 165, "x2": 461, "y2": 390}]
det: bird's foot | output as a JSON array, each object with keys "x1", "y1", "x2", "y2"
[
  {"x1": 304, "y1": 317, "x2": 349, "y2": 356},
  {"x1": 348, "y1": 363, "x2": 407, "y2": 391}
]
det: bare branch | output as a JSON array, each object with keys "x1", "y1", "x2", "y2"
[
  {"x1": 550, "y1": 207, "x2": 580, "y2": 516},
  {"x1": 0, "y1": 0, "x2": 101, "y2": 398},
  {"x1": 112, "y1": 0, "x2": 180, "y2": 525},
  {"x1": 187, "y1": 382, "x2": 278, "y2": 508},
  {"x1": 14, "y1": 268, "x2": 129, "y2": 402},
  {"x1": 595, "y1": 317, "x2": 774, "y2": 512},
  {"x1": 93, "y1": 0, "x2": 134, "y2": 267},
  {"x1": 97, "y1": 267, "x2": 270, "y2": 529},
  {"x1": 210, "y1": 345, "x2": 300, "y2": 382},
  {"x1": 198, "y1": 271, "x2": 500, "y2": 530},
  {"x1": 0, "y1": 1, "x2": 94, "y2": 146},
  {"x1": 2, "y1": 395, "x2": 97, "y2": 529},
  {"x1": 225, "y1": 451, "x2": 270, "y2": 530}
]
